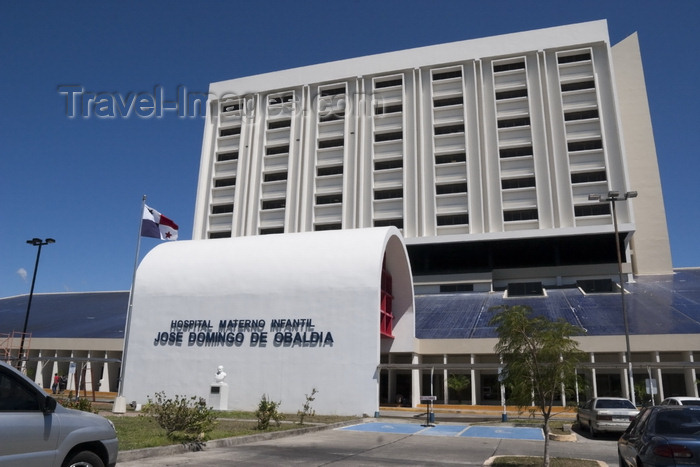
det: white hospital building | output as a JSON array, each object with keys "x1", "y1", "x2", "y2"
[{"x1": 3, "y1": 20, "x2": 699, "y2": 415}]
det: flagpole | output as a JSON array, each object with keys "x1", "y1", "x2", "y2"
[{"x1": 113, "y1": 195, "x2": 147, "y2": 413}]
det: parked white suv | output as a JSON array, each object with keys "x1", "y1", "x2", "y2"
[
  {"x1": 660, "y1": 396, "x2": 700, "y2": 406},
  {"x1": 0, "y1": 360, "x2": 118, "y2": 467}
]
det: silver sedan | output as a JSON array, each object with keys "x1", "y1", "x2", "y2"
[{"x1": 577, "y1": 397, "x2": 638, "y2": 436}]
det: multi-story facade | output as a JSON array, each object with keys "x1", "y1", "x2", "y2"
[{"x1": 193, "y1": 20, "x2": 672, "y2": 291}]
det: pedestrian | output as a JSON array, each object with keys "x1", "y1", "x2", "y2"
[{"x1": 52, "y1": 373, "x2": 60, "y2": 394}]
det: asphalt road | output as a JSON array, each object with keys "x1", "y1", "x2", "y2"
[{"x1": 116, "y1": 421, "x2": 621, "y2": 466}]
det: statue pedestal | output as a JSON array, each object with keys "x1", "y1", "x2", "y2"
[{"x1": 209, "y1": 383, "x2": 229, "y2": 411}]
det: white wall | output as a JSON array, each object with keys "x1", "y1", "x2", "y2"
[{"x1": 121, "y1": 227, "x2": 413, "y2": 415}]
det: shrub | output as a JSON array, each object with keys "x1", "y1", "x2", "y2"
[
  {"x1": 255, "y1": 394, "x2": 283, "y2": 430},
  {"x1": 297, "y1": 388, "x2": 318, "y2": 425},
  {"x1": 142, "y1": 392, "x2": 218, "y2": 447},
  {"x1": 59, "y1": 395, "x2": 96, "y2": 413}
]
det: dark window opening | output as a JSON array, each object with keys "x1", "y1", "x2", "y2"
[
  {"x1": 268, "y1": 93, "x2": 293, "y2": 105},
  {"x1": 574, "y1": 204, "x2": 611, "y2": 217},
  {"x1": 434, "y1": 96, "x2": 463, "y2": 107},
  {"x1": 499, "y1": 146, "x2": 533, "y2": 158},
  {"x1": 435, "y1": 152, "x2": 466, "y2": 164},
  {"x1": 565, "y1": 109, "x2": 599, "y2": 121},
  {"x1": 319, "y1": 112, "x2": 345, "y2": 122},
  {"x1": 262, "y1": 199, "x2": 285, "y2": 210},
  {"x1": 374, "y1": 218, "x2": 404, "y2": 229},
  {"x1": 211, "y1": 204, "x2": 233, "y2": 214},
  {"x1": 375, "y1": 78, "x2": 402, "y2": 89},
  {"x1": 436, "y1": 182, "x2": 467, "y2": 195},
  {"x1": 507, "y1": 282, "x2": 544, "y2": 297},
  {"x1": 219, "y1": 127, "x2": 241, "y2": 137},
  {"x1": 268, "y1": 119, "x2": 291, "y2": 130},
  {"x1": 561, "y1": 81, "x2": 595, "y2": 92},
  {"x1": 214, "y1": 177, "x2": 236, "y2": 188},
  {"x1": 577, "y1": 279, "x2": 615, "y2": 293},
  {"x1": 320, "y1": 87, "x2": 345, "y2": 97},
  {"x1": 437, "y1": 214, "x2": 468, "y2": 226},
  {"x1": 314, "y1": 223, "x2": 341, "y2": 231},
  {"x1": 493, "y1": 61, "x2": 525, "y2": 72},
  {"x1": 317, "y1": 165, "x2": 344, "y2": 176},
  {"x1": 217, "y1": 151, "x2": 238, "y2": 162},
  {"x1": 434, "y1": 124, "x2": 465, "y2": 135},
  {"x1": 440, "y1": 284, "x2": 474, "y2": 293},
  {"x1": 374, "y1": 188, "x2": 403, "y2": 200},
  {"x1": 498, "y1": 117, "x2": 530, "y2": 128},
  {"x1": 433, "y1": 69, "x2": 462, "y2": 80},
  {"x1": 407, "y1": 234, "x2": 622, "y2": 275},
  {"x1": 266, "y1": 145, "x2": 290, "y2": 155},
  {"x1": 501, "y1": 177, "x2": 535, "y2": 189},
  {"x1": 260, "y1": 227, "x2": 284, "y2": 235},
  {"x1": 571, "y1": 171, "x2": 606, "y2": 184},
  {"x1": 264, "y1": 172, "x2": 287, "y2": 182},
  {"x1": 318, "y1": 138, "x2": 344, "y2": 149},
  {"x1": 558, "y1": 52, "x2": 592, "y2": 64},
  {"x1": 504, "y1": 209, "x2": 538, "y2": 222},
  {"x1": 496, "y1": 88, "x2": 528, "y2": 100},
  {"x1": 209, "y1": 231, "x2": 232, "y2": 239},
  {"x1": 375, "y1": 131, "x2": 403, "y2": 142},
  {"x1": 374, "y1": 159, "x2": 403, "y2": 171},
  {"x1": 375, "y1": 103, "x2": 403, "y2": 115},
  {"x1": 316, "y1": 193, "x2": 342, "y2": 205},
  {"x1": 221, "y1": 102, "x2": 240, "y2": 112},
  {"x1": 568, "y1": 139, "x2": 602, "y2": 152}
]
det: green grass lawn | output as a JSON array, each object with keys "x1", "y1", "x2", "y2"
[{"x1": 108, "y1": 412, "x2": 356, "y2": 451}]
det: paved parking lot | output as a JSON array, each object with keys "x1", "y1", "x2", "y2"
[{"x1": 117, "y1": 420, "x2": 621, "y2": 466}]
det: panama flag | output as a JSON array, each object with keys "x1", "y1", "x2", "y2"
[{"x1": 141, "y1": 205, "x2": 179, "y2": 240}]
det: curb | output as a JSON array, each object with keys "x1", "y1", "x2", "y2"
[
  {"x1": 483, "y1": 455, "x2": 608, "y2": 466},
  {"x1": 116, "y1": 419, "x2": 362, "y2": 463}
]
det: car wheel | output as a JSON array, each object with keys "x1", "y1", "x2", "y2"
[
  {"x1": 588, "y1": 421, "x2": 596, "y2": 437},
  {"x1": 62, "y1": 451, "x2": 105, "y2": 467}
]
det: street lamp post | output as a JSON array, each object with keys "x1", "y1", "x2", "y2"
[
  {"x1": 17, "y1": 238, "x2": 55, "y2": 370},
  {"x1": 589, "y1": 191, "x2": 637, "y2": 405}
]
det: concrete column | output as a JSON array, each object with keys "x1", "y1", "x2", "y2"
[
  {"x1": 411, "y1": 353, "x2": 421, "y2": 408},
  {"x1": 85, "y1": 352, "x2": 94, "y2": 392},
  {"x1": 34, "y1": 351, "x2": 44, "y2": 387},
  {"x1": 620, "y1": 352, "x2": 631, "y2": 400},
  {"x1": 590, "y1": 353, "x2": 598, "y2": 398},
  {"x1": 684, "y1": 351, "x2": 698, "y2": 398},
  {"x1": 654, "y1": 351, "x2": 664, "y2": 402},
  {"x1": 470, "y1": 354, "x2": 477, "y2": 405},
  {"x1": 99, "y1": 352, "x2": 110, "y2": 392},
  {"x1": 442, "y1": 354, "x2": 448, "y2": 405}
]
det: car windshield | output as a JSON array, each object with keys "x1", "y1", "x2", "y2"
[
  {"x1": 655, "y1": 410, "x2": 700, "y2": 436},
  {"x1": 680, "y1": 400, "x2": 700, "y2": 406},
  {"x1": 595, "y1": 399, "x2": 635, "y2": 409}
]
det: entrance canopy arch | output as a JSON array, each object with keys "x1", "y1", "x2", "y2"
[{"x1": 122, "y1": 227, "x2": 413, "y2": 415}]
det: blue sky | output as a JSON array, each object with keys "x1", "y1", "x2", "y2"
[{"x1": 1, "y1": 0, "x2": 698, "y2": 298}]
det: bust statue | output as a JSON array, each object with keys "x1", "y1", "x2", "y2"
[{"x1": 214, "y1": 365, "x2": 227, "y2": 384}]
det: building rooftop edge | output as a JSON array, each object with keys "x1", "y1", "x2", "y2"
[{"x1": 208, "y1": 19, "x2": 611, "y2": 96}]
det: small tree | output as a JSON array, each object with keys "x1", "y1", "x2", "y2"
[
  {"x1": 297, "y1": 388, "x2": 318, "y2": 425},
  {"x1": 255, "y1": 394, "x2": 283, "y2": 430},
  {"x1": 447, "y1": 374, "x2": 470, "y2": 403},
  {"x1": 490, "y1": 305, "x2": 585, "y2": 467}
]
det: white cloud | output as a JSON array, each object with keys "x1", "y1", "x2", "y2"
[{"x1": 17, "y1": 268, "x2": 27, "y2": 281}]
